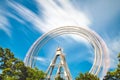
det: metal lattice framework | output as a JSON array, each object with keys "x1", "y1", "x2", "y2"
[{"x1": 24, "y1": 26, "x2": 109, "y2": 79}]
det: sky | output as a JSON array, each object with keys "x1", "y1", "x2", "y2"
[{"x1": 0, "y1": 0, "x2": 120, "y2": 79}]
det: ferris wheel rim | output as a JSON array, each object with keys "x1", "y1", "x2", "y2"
[{"x1": 24, "y1": 26, "x2": 109, "y2": 76}]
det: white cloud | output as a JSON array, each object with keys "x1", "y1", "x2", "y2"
[
  {"x1": 34, "y1": 56, "x2": 49, "y2": 66},
  {"x1": 105, "y1": 34, "x2": 120, "y2": 69},
  {"x1": 8, "y1": 1, "x2": 46, "y2": 33},
  {"x1": 36, "y1": 0, "x2": 90, "y2": 32},
  {"x1": 0, "y1": 14, "x2": 11, "y2": 37},
  {"x1": 7, "y1": 13, "x2": 25, "y2": 24},
  {"x1": 8, "y1": 0, "x2": 90, "y2": 33},
  {"x1": 34, "y1": 56, "x2": 46, "y2": 62},
  {"x1": 7, "y1": 0, "x2": 92, "y2": 50}
]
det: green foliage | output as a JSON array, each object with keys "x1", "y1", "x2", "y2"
[
  {"x1": 75, "y1": 72, "x2": 100, "y2": 80},
  {"x1": 0, "y1": 48, "x2": 15, "y2": 69},
  {"x1": 0, "y1": 47, "x2": 45, "y2": 80},
  {"x1": 55, "y1": 76, "x2": 64, "y2": 80},
  {"x1": 2, "y1": 47, "x2": 120, "y2": 80},
  {"x1": 103, "y1": 53, "x2": 120, "y2": 80},
  {"x1": 26, "y1": 67, "x2": 45, "y2": 80}
]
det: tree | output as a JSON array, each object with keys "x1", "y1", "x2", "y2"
[
  {"x1": 103, "y1": 53, "x2": 120, "y2": 80},
  {"x1": 75, "y1": 72, "x2": 100, "y2": 80},
  {"x1": 0, "y1": 47, "x2": 45, "y2": 80},
  {"x1": 26, "y1": 67, "x2": 45, "y2": 80},
  {"x1": 0, "y1": 48, "x2": 15, "y2": 69},
  {"x1": 55, "y1": 75, "x2": 64, "y2": 80}
]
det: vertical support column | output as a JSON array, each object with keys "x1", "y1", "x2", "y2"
[{"x1": 46, "y1": 48, "x2": 72, "y2": 80}]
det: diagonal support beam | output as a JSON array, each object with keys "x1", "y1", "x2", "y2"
[{"x1": 46, "y1": 48, "x2": 72, "y2": 80}]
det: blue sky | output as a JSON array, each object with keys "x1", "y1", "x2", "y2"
[{"x1": 0, "y1": 0, "x2": 120, "y2": 79}]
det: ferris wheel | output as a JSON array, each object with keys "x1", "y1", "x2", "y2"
[{"x1": 24, "y1": 26, "x2": 109, "y2": 79}]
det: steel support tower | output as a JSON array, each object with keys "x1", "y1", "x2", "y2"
[{"x1": 46, "y1": 48, "x2": 72, "y2": 80}]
